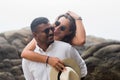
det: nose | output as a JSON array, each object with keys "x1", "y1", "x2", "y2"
[
  {"x1": 49, "y1": 28, "x2": 54, "y2": 34},
  {"x1": 54, "y1": 26, "x2": 60, "y2": 32}
]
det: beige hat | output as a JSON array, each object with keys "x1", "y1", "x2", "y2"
[{"x1": 50, "y1": 58, "x2": 81, "y2": 80}]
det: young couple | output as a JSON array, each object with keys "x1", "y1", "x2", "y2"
[{"x1": 22, "y1": 11, "x2": 87, "y2": 80}]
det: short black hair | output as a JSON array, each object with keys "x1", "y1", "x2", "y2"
[{"x1": 31, "y1": 17, "x2": 49, "y2": 32}]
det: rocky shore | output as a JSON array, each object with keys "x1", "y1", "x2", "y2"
[{"x1": 0, "y1": 27, "x2": 120, "y2": 80}]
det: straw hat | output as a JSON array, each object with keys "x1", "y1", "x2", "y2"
[{"x1": 50, "y1": 58, "x2": 81, "y2": 80}]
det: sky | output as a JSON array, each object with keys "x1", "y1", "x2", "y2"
[{"x1": 0, "y1": 0, "x2": 120, "y2": 40}]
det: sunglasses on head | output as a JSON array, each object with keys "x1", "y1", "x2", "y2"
[
  {"x1": 55, "y1": 21, "x2": 66, "y2": 31},
  {"x1": 42, "y1": 27, "x2": 54, "y2": 34}
]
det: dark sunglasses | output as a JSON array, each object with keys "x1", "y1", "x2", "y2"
[
  {"x1": 42, "y1": 27, "x2": 54, "y2": 34},
  {"x1": 55, "y1": 21, "x2": 66, "y2": 31},
  {"x1": 59, "y1": 26, "x2": 66, "y2": 31}
]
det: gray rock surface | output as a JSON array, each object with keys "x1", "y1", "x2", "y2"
[
  {"x1": 0, "y1": 27, "x2": 32, "y2": 80},
  {"x1": 82, "y1": 41, "x2": 120, "y2": 80}
]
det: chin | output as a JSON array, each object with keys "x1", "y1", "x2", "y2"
[
  {"x1": 54, "y1": 36, "x2": 60, "y2": 40},
  {"x1": 54, "y1": 36, "x2": 57, "y2": 40}
]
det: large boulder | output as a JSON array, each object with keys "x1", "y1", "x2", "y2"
[
  {"x1": 0, "y1": 72, "x2": 15, "y2": 80},
  {"x1": 0, "y1": 45, "x2": 19, "y2": 61},
  {"x1": 82, "y1": 41, "x2": 120, "y2": 80},
  {"x1": 0, "y1": 37, "x2": 8, "y2": 45}
]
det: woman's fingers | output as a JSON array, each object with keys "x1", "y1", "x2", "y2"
[
  {"x1": 48, "y1": 57, "x2": 65, "y2": 71},
  {"x1": 55, "y1": 60, "x2": 65, "y2": 71},
  {"x1": 58, "y1": 62, "x2": 65, "y2": 71},
  {"x1": 66, "y1": 11, "x2": 80, "y2": 19},
  {"x1": 55, "y1": 65, "x2": 63, "y2": 71}
]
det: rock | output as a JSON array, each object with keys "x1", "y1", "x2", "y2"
[
  {"x1": 10, "y1": 59, "x2": 22, "y2": 66},
  {"x1": 4, "y1": 30, "x2": 16, "y2": 42},
  {"x1": 4, "y1": 27, "x2": 32, "y2": 45},
  {"x1": 11, "y1": 66, "x2": 22, "y2": 76},
  {"x1": 0, "y1": 72, "x2": 15, "y2": 80},
  {"x1": 83, "y1": 41, "x2": 120, "y2": 80},
  {"x1": 0, "y1": 37, "x2": 8, "y2": 45},
  {"x1": 3, "y1": 59, "x2": 12, "y2": 68},
  {"x1": 93, "y1": 44, "x2": 120, "y2": 58},
  {"x1": 85, "y1": 57, "x2": 100, "y2": 73},
  {"x1": 12, "y1": 38, "x2": 25, "y2": 49},
  {"x1": 0, "y1": 63, "x2": 4, "y2": 69},
  {"x1": 81, "y1": 41, "x2": 120, "y2": 59},
  {"x1": 15, "y1": 75, "x2": 25, "y2": 80},
  {"x1": 0, "y1": 45, "x2": 19, "y2": 61},
  {"x1": 85, "y1": 35, "x2": 107, "y2": 46}
]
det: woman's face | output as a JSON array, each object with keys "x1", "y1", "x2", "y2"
[{"x1": 54, "y1": 17, "x2": 71, "y2": 41}]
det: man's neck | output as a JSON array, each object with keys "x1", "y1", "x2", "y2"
[{"x1": 37, "y1": 43, "x2": 49, "y2": 51}]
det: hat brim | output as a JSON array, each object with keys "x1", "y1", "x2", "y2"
[{"x1": 50, "y1": 58, "x2": 81, "y2": 80}]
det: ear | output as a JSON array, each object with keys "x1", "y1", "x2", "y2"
[
  {"x1": 33, "y1": 32, "x2": 37, "y2": 38},
  {"x1": 33, "y1": 32, "x2": 39, "y2": 42}
]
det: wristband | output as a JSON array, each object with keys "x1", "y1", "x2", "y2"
[
  {"x1": 46, "y1": 56, "x2": 49, "y2": 66},
  {"x1": 76, "y1": 17, "x2": 82, "y2": 20}
]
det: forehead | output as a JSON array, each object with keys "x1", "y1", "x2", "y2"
[
  {"x1": 37, "y1": 23, "x2": 51, "y2": 31},
  {"x1": 58, "y1": 17, "x2": 70, "y2": 27}
]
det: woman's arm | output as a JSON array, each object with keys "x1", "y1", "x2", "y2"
[
  {"x1": 67, "y1": 11, "x2": 86, "y2": 46},
  {"x1": 21, "y1": 38, "x2": 65, "y2": 71},
  {"x1": 21, "y1": 38, "x2": 47, "y2": 63}
]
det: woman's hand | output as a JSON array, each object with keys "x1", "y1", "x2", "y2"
[
  {"x1": 66, "y1": 11, "x2": 80, "y2": 20},
  {"x1": 48, "y1": 57, "x2": 65, "y2": 71}
]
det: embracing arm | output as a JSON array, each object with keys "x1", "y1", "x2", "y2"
[
  {"x1": 21, "y1": 38, "x2": 47, "y2": 63},
  {"x1": 67, "y1": 11, "x2": 86, "y2": 46},
  {"x1": 21, "y1": 38, "x2": 65, "y2": 71}
]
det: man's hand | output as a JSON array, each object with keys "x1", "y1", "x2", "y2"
[{"x1": 48, "y1": 57, "x2": 65, "y2": 71}]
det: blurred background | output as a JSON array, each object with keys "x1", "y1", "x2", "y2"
[{"x1": 0, "y1": 0, "x2": 120, "y2": 40}]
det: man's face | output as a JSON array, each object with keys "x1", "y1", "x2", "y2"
[{"x1": 34, "y1": 23, "x2": 54, "y2": 45}]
